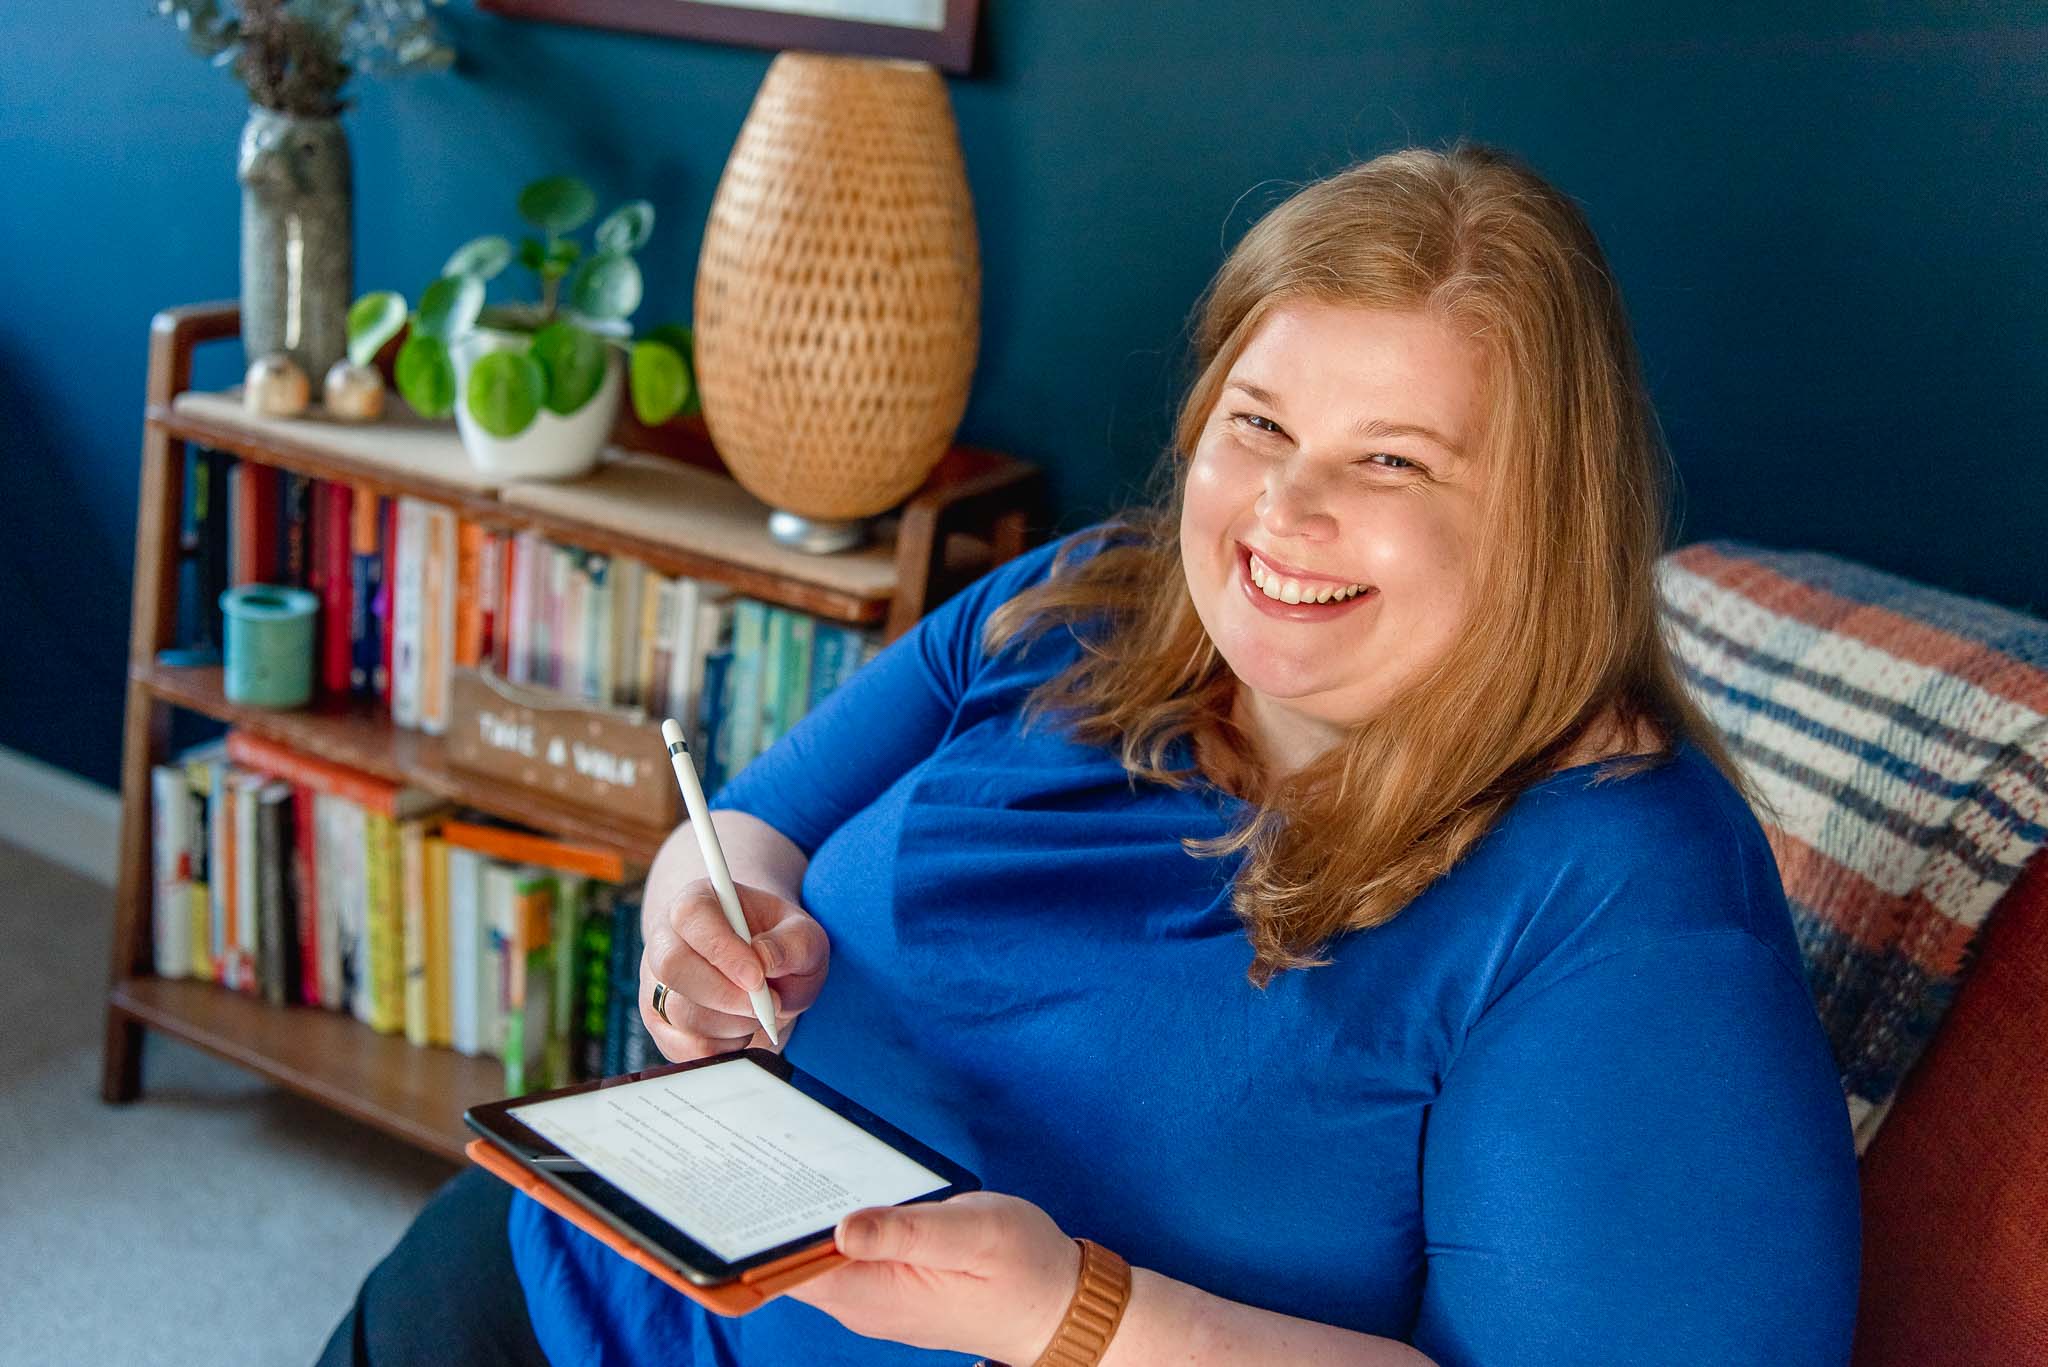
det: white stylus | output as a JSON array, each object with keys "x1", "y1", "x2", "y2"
[{"x1": 659, "y1": 717, "x2": 780, "y2": 1047}]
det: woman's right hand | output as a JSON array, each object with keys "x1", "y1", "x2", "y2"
[{"x1": 641, "y1": 878, "x2": 831, "y2": 1061}]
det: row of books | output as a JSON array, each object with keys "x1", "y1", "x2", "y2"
[
  {"x1": 148, "y1": 729, "x2": 665, "y2": 1093},
  {"x1": 173, "y1": 449, "x2": 880, "y2": 791}
]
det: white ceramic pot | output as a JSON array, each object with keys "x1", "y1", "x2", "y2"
[{"x1": 451, "y1": 325, "x2": 622, "y2": 482}]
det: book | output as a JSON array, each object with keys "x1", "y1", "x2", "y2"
[
  {"x1": 230, "y1": 767, "x2": 264, "y2": 995},
  {"x1": 756, "y1": 604, "x2": 786, "y2": 757},
  {"x1": 447, "y1": 846, "x2": 485, "y2": 1056},
  {"x1": 582, "y1": 553, "x2": 613, "y2": 704},
  {"x1": 331, "y1": 799, "x2": 370, "y2": 1023},
  {"x1": 695, "y1": 648, "x2": 734, "y2": 797},
  {"x1": 426, "y1": 835, "x2": 452, "y2": 1048},
  {"x1": 364, "y1": 809, "x2": 404, "y2": 1034},
  {"x1": 780, "y1": 610, "x2": 815, "y2": 736},
  {"x1": 720, "y1": 601, "x2": 768, "y2": 780},
  {"x1": 278, "y1": 471, "x2": 312, "y2": 589},
  {"x1": 150, "y1": 765, "x2": 194, "y2": 978},
  {"x1": 574, "y1": 884, "x2": 614, "y2": 1081},
  {"x1": 809, "y1": 625, "x2": 848, "y2": 713},
  {"x1": 418, "y1": 503, "x2": 458, "y2": 734},
  {"x1": 507, "y1": 530, "x2": 545, "y2": 686},
  {"x1": 479, "y1": 861, "x2": 516, "y2": 1059},
  {"x1": 634, "y1": 569, "x2": 668, "y2": 712},
  {"x1": 223, "y1": 730, "x2": 443, "y2": 819},
  {"x1": 349, "y1": 484, "x2": 383, "y2": 698},
  {"x1": 290, "y1": 783, "x2": 321, "y2": 1007},
  {"x1": 400, "y1": 817, "x2": 431, "y2": 1046},
  {"x1": 390, "y1": 497, "x2": 427, "y2": 729},
  {"x1": 228, "y1": 461, "x2": 279, "y2": 589},
  {"x1": 312, "y1": 791, "x2": 346, "y2": 1009},
  {"x1": 611, "y1": 558, "x2": 644, "y2": 709},
  {"x1": 208, "y1": 758, "x2": 230, "y2": 984},
  {"x1": 549, "y1": 874, "x2": 585, "y2": 1089},
  {"x1": 255, "y1": 779, "x2": 295, "y2": 1007},
  {"x1": 545, "y1": 543, "x2": 572, "y2": 692},
  {"x1": 438, "y1": 820, "x2": 633, "y2": 884},
  {"x1": 377, "y1": 495, "x2": 397, "y2": 704},
  {"x1": 181, "y1": 741, "x2": 221, "y2": 982},
  {"x1": 502, "y1": 870, "x2": 555, "y2": 1096},
  {"x1": 455, "y1": 520, "x2": 486, "y2": 670},
  {"x1": 602, "y1": 890, "x2": 634, "y2": 1077},
  {"x1": 318, "y1": 481, "x2": 355, "y2": 697}
]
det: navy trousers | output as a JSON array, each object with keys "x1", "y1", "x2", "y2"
[{"x1": 316, "y1": 1166, "x2": 552, "y2": 1366}]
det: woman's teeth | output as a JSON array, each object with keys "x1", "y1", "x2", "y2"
[{"x1": 1247, "y1": 553, "x2": 1369, "y2": 604}]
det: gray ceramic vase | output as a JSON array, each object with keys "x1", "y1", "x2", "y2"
[{"x1": 238, "y1": 106, "x2": 353, "y2": 378}]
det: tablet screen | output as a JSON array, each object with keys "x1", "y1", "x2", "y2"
[{"x1": 507, "y1": 1055, "x2": 953, "y2": 1264}]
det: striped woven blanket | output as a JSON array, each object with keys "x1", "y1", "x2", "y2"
[{"x1": 1657, "y1": 542, "x2": 2048, "y2": 1154}]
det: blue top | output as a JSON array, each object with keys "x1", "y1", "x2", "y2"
[{"x1": 507, "y1": 526, "x2": 1861, "y2": 1367}]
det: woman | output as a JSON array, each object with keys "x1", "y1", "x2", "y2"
[{"x1": 320, "y1": 141, "x2": 1859, "y2": 1367}]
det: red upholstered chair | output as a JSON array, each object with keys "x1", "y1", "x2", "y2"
[{"x1": 1851, "y1": 847, "x2": 2048, "y2": 1365}]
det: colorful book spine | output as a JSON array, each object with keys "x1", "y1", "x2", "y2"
[
  {"x1": 502, "y1": 872, "x2": 555, "y2": 1096},
  {"x1": 455, "y1": 520, "x2": 486, "y2": 671},
  {"x1": 182, "y1": 744, "x2": 217, "y2": 982},
  {"x1": 390, "y1": 498, "x2": 426, "y2": 730},
  {"x1": 695, "y1": 648, "x2": 733, "y2": 797},
  {"x1": 349, "y1": 485, "x2": 383, "y2": 698},
  {"x1": 150, "y1": 765, "x2": 194, "y2": 979},
  {"x1": 364, "y1": 809, "x2": 404, "y2": 1034},
  {"x1": 377, "y1": 495, "x2": 397, "y2": 705},
  {"x1": 809, "y1": 626, "x2": 847, "y2": 712},
  {"x1": 722, "y1": 600, "x2": 767, "y2": 776},
  {"x1": 611, "y1": 559, "x2": 643, "y2": 708},
  {"x1": 418, "y1": 503, "x2": 457, "y2": 735},
  {"x1": 231, "y1": 768, "x2": 263, "y2": 995},
  {"x1": 291, "y1": 784, "x2": 321, "y2": 1007},
  {"x1": 400, "y1": 818, "x2": 430, "y2": 1046},
  {"x1": 255, "y1": 779, "x2": 294, "y2": 1007},
  {"x1": 480, "y1": 862, "x2": 515, "y2": 1059},
  {"x1": 425, "y1": 835, "x2": 452, "y2": 1049},
  {"x1": 447, "y1": 846, "x2": 484, "y2": 1056},
  {"x1": 318, "y1": 481, "x2": 354, "y2": 697},
  {"x1": 602, "y1": 891, "x2": 634, "y2": 1077},
  {"x1": 208, "y1": 760, "x2": 230, "y2": 984},
  {"x1": 437, "y1": 820, "x2": 630, "y2": 884},
  {"x1": 335, "y1": 800, "x2": 370, "y2": 1024},
  {"x1": 582, "y1": 553, "x2": 612, "y2": 704},
  {"x1": 277, "y1": 471, "x2": 312, "y2": 588},
  {"x1": 224, "y1": 729, "x2": 439, "y2": 818},
  {"x1": 312, "y1": 792, "x2": 345, "y2": 1010},
  {"x1": 548, "y1": 874, "x2": 584, "y2": 1089},
  {"x1": 574, "y1": 885, "x2": 614, "y2": 1081}
]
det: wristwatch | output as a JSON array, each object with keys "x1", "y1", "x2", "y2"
[{"x1": 977, "y1": 1238, "x2": 1133, "y2": 1367}]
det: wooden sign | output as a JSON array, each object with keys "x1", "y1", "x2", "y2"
[{"x1": 445, "y1": 668, "x2": 678, "y2": 829}]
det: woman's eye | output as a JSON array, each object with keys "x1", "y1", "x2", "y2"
[
  {"x1": 1362, "y1": 453, "x2": 1417, "y2": 471},
  {"x1": 1232, "y1": 412, "x2": 1283, "y2": 436}
]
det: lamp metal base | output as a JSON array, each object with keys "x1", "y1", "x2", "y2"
[{"x1": 766, "y1": 510, "x2": 870, "y2": 555}]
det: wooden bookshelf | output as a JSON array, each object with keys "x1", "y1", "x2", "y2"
[{"x1": 105, "y1": 302, "x2": 1045, "y2": 1163}]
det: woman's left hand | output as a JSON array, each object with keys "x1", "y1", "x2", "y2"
[{"x1": 785, "y1": 1191, "x2": 1082, "y2": 1365}]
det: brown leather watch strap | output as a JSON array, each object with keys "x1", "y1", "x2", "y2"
[{"x1": 983, "y1": 1237, "x2": 1132, "y2": 1367}]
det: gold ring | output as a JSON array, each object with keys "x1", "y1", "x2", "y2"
[{"x1": 651, "y1": 981, "x2": 671, "y2": 1024}]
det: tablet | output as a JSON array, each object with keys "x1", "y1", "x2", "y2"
[{"x1": 464, "y1": 1049, "x2": 981, "y2": 1313}]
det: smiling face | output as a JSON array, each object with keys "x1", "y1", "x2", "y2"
[{"x1": 1179, "y1": 299, "x2": 1491, "y2": 775}]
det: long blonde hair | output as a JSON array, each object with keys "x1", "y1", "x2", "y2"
[{"x1": 984, "y1": 140, "x2": 1753, "y2": 987}]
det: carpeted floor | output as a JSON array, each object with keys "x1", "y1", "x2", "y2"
[{"x1": 0, "y1": 839, "x2": 456, "y2": 1366}]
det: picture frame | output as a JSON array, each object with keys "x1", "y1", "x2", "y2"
[{"x1": 477, "y1": 0, "x2": 982, "y2": 75}]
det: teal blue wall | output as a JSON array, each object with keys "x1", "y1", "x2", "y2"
[{"x1": 3, "y1": 5, "x2": 2043, "y2": 788}]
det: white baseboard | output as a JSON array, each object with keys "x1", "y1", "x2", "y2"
[{"x1": 0, "y1": 745, "x2": 122, "y2": 887}]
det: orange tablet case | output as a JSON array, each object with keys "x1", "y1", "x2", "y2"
[{"x1": 466, "y1": 1138, "x2": 848, "y2": 1315}]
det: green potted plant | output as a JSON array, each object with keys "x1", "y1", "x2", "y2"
[{"x1": 346, "y1": 175, "x2": 699, "y2": 481}]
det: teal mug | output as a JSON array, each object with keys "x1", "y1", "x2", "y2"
[{"x1": 219, "y1": 584, "x2": 319, "y2": 708}]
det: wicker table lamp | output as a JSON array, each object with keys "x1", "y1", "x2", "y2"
[{"x1": 694, "y1": 52, "x2": 981, "y2": 554}]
